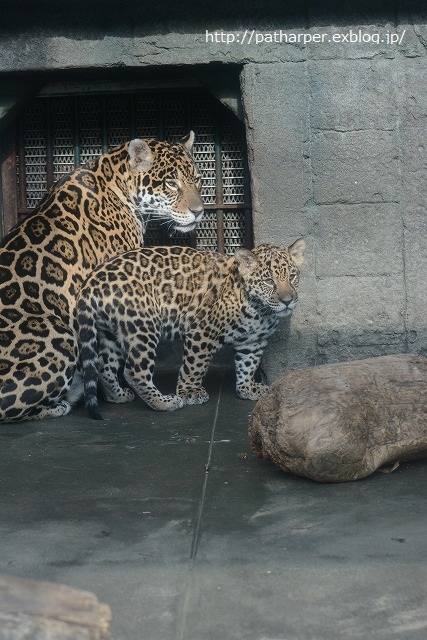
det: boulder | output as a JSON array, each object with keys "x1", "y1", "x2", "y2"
[
  {"x1": 0, "y1": 574, "x2": 112, "y2": 639},
  {"x1": 249, "y1": 354, "x2": 427, "y2": 482}
]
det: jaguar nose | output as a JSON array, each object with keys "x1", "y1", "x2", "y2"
[
  {"x1": 281, "y1": 294, "x2": 294, "y2": 307},
  {"x1": 190, "y1": 206, "x2": 204, "y2": 222},
  {"x1": 277, "y1": 283, "x2": 295, "y2": 306}
]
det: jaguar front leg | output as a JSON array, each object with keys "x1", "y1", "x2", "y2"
[
  {"x1": 234, "y1": 342, "x2": 269, "y2": 400},
  {"x1": 176, "y1": 333, "x2": 221, "y2": 405}
]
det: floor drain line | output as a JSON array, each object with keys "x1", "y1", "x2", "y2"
[
  {"x1": 176, "y1": 378, "x2": 223, "y2": 640},
  {"x1": 190, "y1": 376, "x2": 223, "y2": 561}
]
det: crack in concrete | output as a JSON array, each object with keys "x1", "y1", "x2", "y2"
[{"x1": 176, "y1": 376, "x2": 223, "y2": 640}]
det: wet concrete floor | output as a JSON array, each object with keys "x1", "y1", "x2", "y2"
[{"x1": 1, "y1": 369, "x2": 427, "y2": 639}]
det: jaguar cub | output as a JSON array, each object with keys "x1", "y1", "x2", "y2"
[{"x1": 77, "y1": 240, "x2": 305, "y2": 419}]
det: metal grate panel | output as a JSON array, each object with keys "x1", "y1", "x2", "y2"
[
  {"x1": 192, "y1": 95, "x2": 216, "y2": 207},
  {"x1": 143, "y1": 218, "x2": 163, "y2": 247},
  {"x1": 51, "y1": 98, "x2": 75, "y2": 183},
  {"x1": 221, "y1": 108, "x2": 246, "y2": 206},
  {"x1": 195, "y1": 211, "x2": 218, "y2": 252},
  {"x1": 224, "y1": 210, "x2": 249, "y2": 254},
  {"x1": 79, "y1": 96, "x2": 103, "y2": 163},
  {"x1": 106, "y1": 94, "x2": 131, "y2": 148},
  {"x1": 163, "y1": 91, "x2": 188, "y2": 143},
  {"x1": 16, "y1": 88, "x2": 252, "y2": 252},
  {"x1": 221, "y1": 135, "x2": 246, "y2": 205},
  {"x1": 134, "y1": 93, "x2": 159, "y2": 138},
  {"x1": 22, "y1": 102, "x2": 47, "y2": 209}
]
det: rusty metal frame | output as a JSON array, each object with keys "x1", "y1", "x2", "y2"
[{"x1": 0, "y1": 125, "x2": 19, "y2": 237}]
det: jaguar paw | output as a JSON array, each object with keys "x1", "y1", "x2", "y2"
[
  {"x1": 179, "y1": 387, "x2": 210, "y2": 405},
  {"x1": 236, "y1": 383, "x2": 269, "y2": 401},
  {"x1": 148, "y1": 394, "x2": 185, "y2": 412}
]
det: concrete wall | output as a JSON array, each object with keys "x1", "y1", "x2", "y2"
[
  {"x1": 241, "y1": 25, "x2": 427, "y2": 380},
  {"x1": 1, "y1": 1, "x2": 427, "y2": 379}
]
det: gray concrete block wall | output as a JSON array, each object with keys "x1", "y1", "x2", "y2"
[
  {"x1": 2, "y1": 4, "x2": 427, "y2": 380},
  {"x1": 239, "y1": 29, "x2": 427, "y2": 381},
  {"x1": 241, "y1": 62, "x2": 317, "y2": 377},
  {"x1": 400, "y1": 55, "x2": 427, "y2": 360}
]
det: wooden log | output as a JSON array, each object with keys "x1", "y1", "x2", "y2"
[
  {"x1": 249, "y1": 354, "x2": 427, "y2": 482},
  {"x1": 0, "y1": 574, "x2": 112, "y2": 639}
]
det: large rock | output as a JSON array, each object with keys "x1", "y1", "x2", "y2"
[
  {"x1": 249, "y1": 354, "x2": 427, "y2": 482},
  {"x1": 0, "y1": 574, "x2": 112, "y2": 639}
]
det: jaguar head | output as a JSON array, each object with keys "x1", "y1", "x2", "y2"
[
  {"x1": 127, "y1": 132, "x2": 204, "y2": 233},
  {"x1": 235, "y1": 239, "x2": 306, "y2": 317}
]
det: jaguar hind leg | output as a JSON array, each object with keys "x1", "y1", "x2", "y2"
[
  {"x1": 124, "y1": 357, "x2": 184, "y2": 411},
  {"x1": 0, "y1": 314, "x2": 77, "y2": 423},
  {"x1": 67, "y1": 333, "x2": 134, "y2": 413},
  {"x1": 123, "y1": 334, "x2": 184, "y2": 412},
  {"x1": 17, "y1": 399, "x2": 72, "y2": 422},
  {"x1": 97, "y1": 331, "x2": 135, "y2": 404}
]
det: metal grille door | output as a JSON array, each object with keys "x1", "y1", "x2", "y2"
[{"x1": 15, "y1": 89, "x2": 252, "y2": 253}]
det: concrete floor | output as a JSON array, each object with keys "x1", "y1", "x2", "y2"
[{"x1": 1, "y1": 369, "x2": 427, "y2": 640}]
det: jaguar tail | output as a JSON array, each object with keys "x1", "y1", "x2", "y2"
[{"x1": 76, "y1": 296, "x2": 103, "y2": 420}]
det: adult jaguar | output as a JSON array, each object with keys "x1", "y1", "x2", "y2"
[{"x1": 0, "y1": 133, "x2": 203, "y2": 422}]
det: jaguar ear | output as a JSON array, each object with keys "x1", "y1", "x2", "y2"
[
  {"x1": 288, "y1": 238, "x2": 306, "y2": 267},
  {"x1": 128, "y1": 139, "x2": 154, "y2": 172},
  {"x1": 235, "y1": 248, "x2": 258, "y2": 277},
  {"x1": 180, "y1": 131, "x2": 195, "y2": 154}
]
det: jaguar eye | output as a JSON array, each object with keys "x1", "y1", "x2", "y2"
[
  {"x1": 264, "y1": 277, "x2": 275, "y2": 287},
  {"x1": 165, "y1": 179, "x2": 179, "y2": 191}
]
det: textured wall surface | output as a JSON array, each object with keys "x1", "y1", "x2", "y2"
[
  {"x1": 240, "y1": 21, "x2": 427, "y2": 380},
  {"x1": 1, "y1": 1, "x2": 427, "y2": 380}
]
